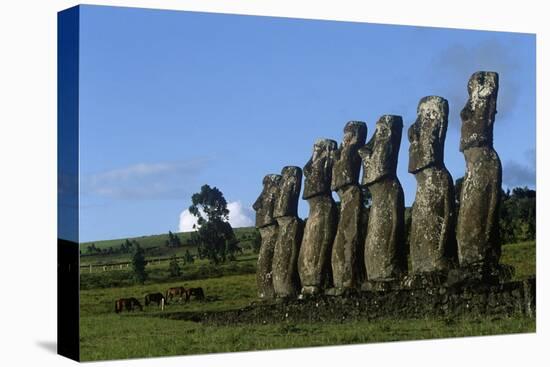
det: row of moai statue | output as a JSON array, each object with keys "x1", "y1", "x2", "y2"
[{"x1": 253, "y1": 71, "x2": 503, "y2": 299}]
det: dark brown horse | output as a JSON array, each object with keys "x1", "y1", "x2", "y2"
[
  {"x1": 144, "y1": 292, "x2": 166, "y2": 306},
  {"x1": 187, "y1": 287, "x2": 205, "y2": 301},
  {"x1": 165, "y1": 286, "x2": 187, "y2": 302},
  {"x1": 115, "y1": 297, "x2": 143, "y2": 313}
]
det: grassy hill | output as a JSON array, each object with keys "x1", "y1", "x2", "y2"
[{"x1": 80, "y1": 227, "x2": 257, "y2": 266}]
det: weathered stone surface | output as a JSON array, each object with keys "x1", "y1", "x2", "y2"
[
  {"x1": 169, "y1": 278, "x2": 536, "y2": 325},
  {"x1": 459, "y1": 72, "x2": 499, "y2": 152},
  {"x1": 272, "y1": 166, "x2": 303, "y2": 298},
  {"x1": 302, "y1": 139, "x2": 338, "y2": 200},
  {"x1": 456, "y1": 147, "x2": 502, "y2": 265},
  {"x1": 408, "y1": 96, "x2": 456, "y2": 274},
  {"x1": 362, "y1": 178, "x2": 406, "y2": 280},
  {"x1": 329, "y1": 121, "x2": 367, "y2": 293},
  {"x1": 298, "y1": 195, "x2": 338, "y2": 295},
  {"x1": 408, "y1": 96, "x2": 448, "y2": 173},
  {"x1": 456, "y1": 72, "x2": 502, "y2": 267},
  {"x1": 273, "y1": 216, "x2": 303, "y2": 298},
  {"x1": 298, "y1": 138, "x2": 339, "y2": 295},
  {"x1": 331, "y1": 182, "x2": 364, "y2": 291},
  {"x1": 273, "y1": 166, "x2": 302, "y2": 218},
  {"x1": 256, "y1": 225, "x2": 278, "y2": 299},
  {"x1": 359, "y1": 115, "x2": 406, "y2": 281},
  {"x1": 409, "y1": 167, "x2": 456, "y2": 273},
  {"x1": 360, "y1": 115, "x2": 403, "y2": 185},
  {"x1": 253, "y1": 174, "x2": 282, "y2": 299},
  {"x1": 331, "y1": 121, "x2": 367, "y2": 191},
  {"x1": 252, "y1": 174, "x2": 282, "y2": 228}
]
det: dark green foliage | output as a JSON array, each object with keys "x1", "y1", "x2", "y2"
[
  {"x1": 165, "y1": 231, "x2": 182, "y2": 248},
  {"x1": 189, "y1": 184, "x2": 239, "y2": 264},
  {"x1": 86, "y1": 243, "x2": 100, "y2": 254},
  {"x1": 499, "y1": 187, "x2": 536, "y2": 243},
  {"x1": 168, "y1": 254, "x2": 182, "y2": 277},
  {"x1": 184, "y1": 249, "x2": 195, "y2": 264},
  {"x1": 131, "y1": 243, "x2": 148, "y2": 284}
]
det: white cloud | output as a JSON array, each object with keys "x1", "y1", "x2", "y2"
[
  {"x1": 227, "y1": 201, "x2": 255, "y2": 228},
  {"x1": 178, "y1": 201, "x2": 254, "y2": 232},
  {"x1": 178, "y1": 208, "x2": 200, "y2": 232}
]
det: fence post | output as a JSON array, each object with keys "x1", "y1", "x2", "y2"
[
  {"x1": 89, "y1": 264, "x2": 92, "y2": 273},
  {"x1": 161, "y1": 298, "x2": 165, "y2": 311}
]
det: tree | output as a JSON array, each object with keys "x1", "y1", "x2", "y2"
[
  {"x1": 188, "y1": 184, "x2": 239, "y2": 264},
  {"x1": 131, "y1": 243, "x2": 147, "y2": 284},
  {"x1": 168, "y1": 254, "x2": 182, "y2": 277},
  {"x1": 184, "y1": 249, "x2": 194, "y2": 264},
  {"x1": 166, "y1": 230, "x2": 182, "y2": 248},
  {"x1": 499, "y1": 187, "x2": 536, "y2": 243}
]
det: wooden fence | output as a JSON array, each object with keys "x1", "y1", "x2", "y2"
[{"x1": 80, "y1": 255, "x2": 186, "y2": 273}]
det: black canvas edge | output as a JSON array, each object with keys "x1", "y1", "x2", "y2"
[{"x1": 57, "y1": 5, "x2": 80, "y2": 362}]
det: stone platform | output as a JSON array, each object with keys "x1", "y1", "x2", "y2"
[{"x1": 159, "y1": 277, "x2": 535, "y2": 325}]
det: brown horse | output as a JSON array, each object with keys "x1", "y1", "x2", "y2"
[
  {"x1": 144, "y1": 292, "x2": 166, "y2": 306},
  {"x1": 115, "y1": 297, "x2": 143, "y2": 313},
  {"x1": 187, "y1": 287, "x2": 205, "y2": 301},
  {"x1": 165, "y1": 286, "x2": 187, "y2": 302}
]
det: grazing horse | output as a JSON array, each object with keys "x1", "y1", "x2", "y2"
[
  {"x1": 165, "y1": 286, "x2": 187, "y2": 302},
  {"x1": 115, "y1": 297, "x2": 143, "y2": 313},
  {"x1": 187, "y1": 287, "x2": 205, "y2": 301},
  {"x1": 144, "y1": 292, "x2": 166, "y2": 306}
]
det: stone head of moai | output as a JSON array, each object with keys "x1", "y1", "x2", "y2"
[
  {"x1": 331, "y1": 121, "x2": 368, "y2": 191},
  {"x1": 274, "y1": 166, "x2": 302, "y2": 218},
  {"x1": 303, "y1": 138, "x2": 338, "y2": 199},
  {"x1": 408, "y1": 96, "x2": 449, "y2": 173},
  {"x1": 359, "y1": 115, "x2": 403, "y2": 186},
  {"x1": 252, "y1": 174, "x2": 282, "y2": 228},
  {"x1": 460, "y1": 71, "x2": 499, "y2": 152}
]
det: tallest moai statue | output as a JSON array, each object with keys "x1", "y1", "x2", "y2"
[{"x1": 456, "y1": 71, "x2": 502, "y2": 267}]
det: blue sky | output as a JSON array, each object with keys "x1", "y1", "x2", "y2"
[{"x1": 77, "y1": 5, "x2": 536, "y2": 242}]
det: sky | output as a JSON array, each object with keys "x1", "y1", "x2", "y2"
[{"x1": 77, "y1": 5, "x2": 536, "y2": 243}]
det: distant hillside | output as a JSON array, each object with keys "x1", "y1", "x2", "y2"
[{"x1": 81, "y1": 227, "x2": 256, "y2": 252}]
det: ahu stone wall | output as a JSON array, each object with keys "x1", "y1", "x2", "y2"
[{"x1": 251, "y1": 71, "x2": 534, "y2": 319}]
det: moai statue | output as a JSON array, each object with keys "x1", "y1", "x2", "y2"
[
  {"x1": 359, "y1": 115, "x2": 407, "y2": 282},
  {"x1": 330, "y1": 121, "x2": 368, "y2": 294},
  {"x1": 456, "y1": 71, "x2": 502, "y2": 267},
  {"x1": 272, "y1": 166, "x2": 303, "y2": 298},
  {"x1": 408, "y1": 96, "x2": 456, "y2": 274},
  {"x1": 252, "y1": 174, "x2": 281, "y2": 299},
  {"x1": 298, "y1": 139, "x2": 339, "y2": 296}
]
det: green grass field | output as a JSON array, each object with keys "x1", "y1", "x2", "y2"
[{"x1": 79, "y1": 240, "x2": 535, "y2": 361}]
